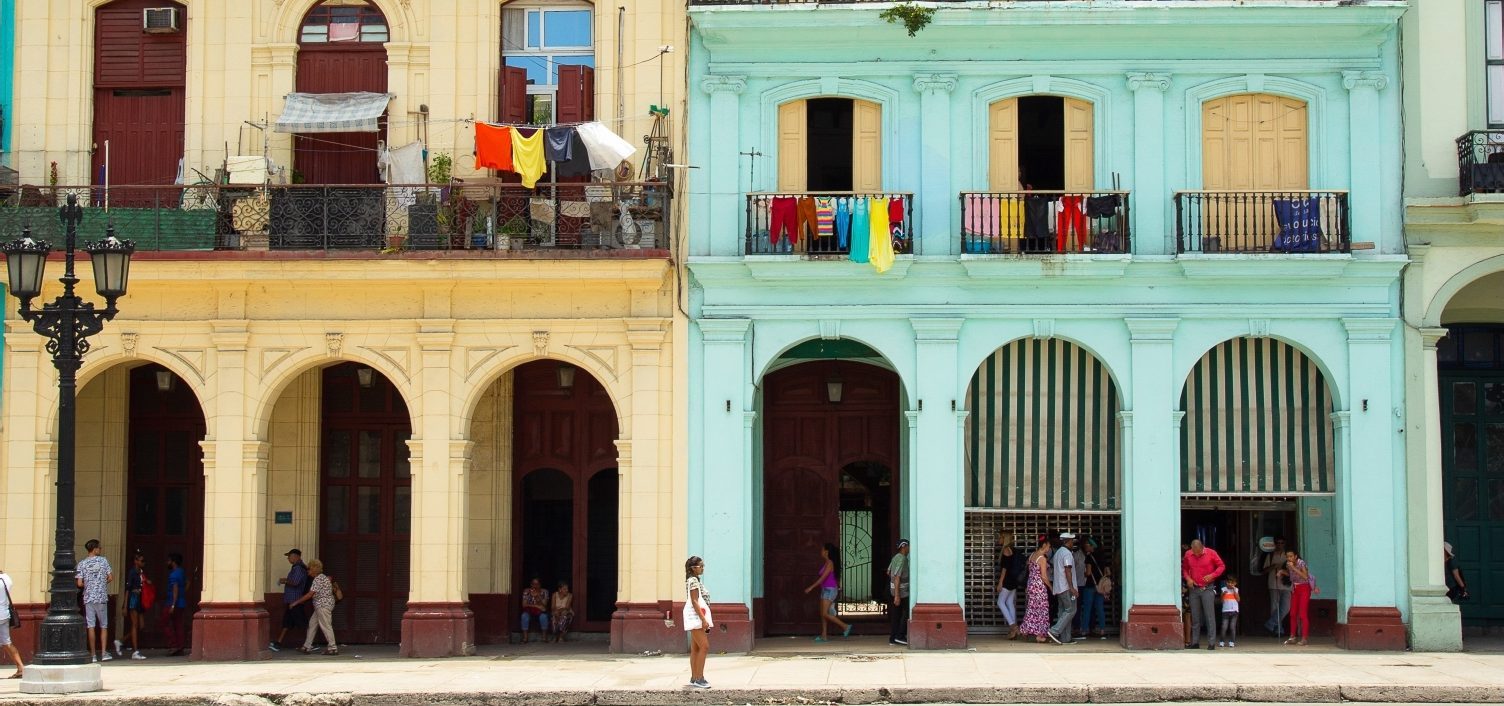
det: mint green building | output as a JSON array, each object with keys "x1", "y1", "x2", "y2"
[{"x1": 686, "y1": 0, "x2": 1409, "y2": 649}]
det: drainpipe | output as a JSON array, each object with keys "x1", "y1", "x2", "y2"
[{"x1": 617, "y1": 6, "x2": 626, "y2": 132}]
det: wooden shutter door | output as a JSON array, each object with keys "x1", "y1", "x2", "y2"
[
  {"x1": 499, "y1": 66, "x2": 528, "y2": 123},
  {"x1": 556, "y1": 65, "x2": 596, "y2": 124},
  {"x1": 1201, "y1": 93, "x2": 1309, "y2": 250},
  {"x1": 988, "y1": 98, "x2": 1019, "y2": 192},
  {"x1": 1272, "y1": 96, "x2": 1308, "y2": 190},
  {"x1": 777, "y1": 100, "x2": 808, "y2": 192},
  {"x1": 851, "y1": 99, "x2": 882, "y2": 192},
  {"x1": 1063, "y1": 97, "x2": 1094, "y2": 192}
]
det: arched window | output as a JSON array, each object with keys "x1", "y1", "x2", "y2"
[
  {"x1": 299, "y1": 0, "x2": 389, "y2": 44},
  {"x1": 501, "y1": 2, "x2": 595, "y2": 124}
]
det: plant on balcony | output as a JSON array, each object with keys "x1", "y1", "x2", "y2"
[
  {"x1": 497, "y1": 216, "x2": 528, "y2": 250},
  {"x1": 879, "y1": 3, "x2": 934, "y2": 36}
]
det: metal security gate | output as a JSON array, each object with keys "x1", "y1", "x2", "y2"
[{"x1": 964, "y1": 511, "x2": 1121, "y2": 633}]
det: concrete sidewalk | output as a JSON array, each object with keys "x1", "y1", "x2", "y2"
[{"x1": 2, "y1": 636, "x2": 1504, "y2": 705}]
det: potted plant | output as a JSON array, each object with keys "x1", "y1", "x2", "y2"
[{"x1": 497, "y1": 216, "x2": 527, "y2": 250}]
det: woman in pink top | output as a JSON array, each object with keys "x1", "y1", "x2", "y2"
[
  {"x1": 804, "y1": 543, "x2": 852, "y2": 642},
  {"x1": 1281, "y1": 550, "x2": 1319, "y2": 645}
]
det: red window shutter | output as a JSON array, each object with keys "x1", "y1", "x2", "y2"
[
  {"x1": 557, "y1": 65, "x2": 584, "y2": 124},
  {"x1": 499, "y1": 66, "x2": 528, "y2": 123},
  {"x1": 581, "y1": 66, "x2": 595, "y2": 122}
]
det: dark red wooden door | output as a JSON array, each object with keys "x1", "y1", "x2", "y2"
[
  {"x1": 513, "y1": 362, "x2": 619, "y2": 631},
  {"x1": 763, "y1": 361, "x2": 899, "y2": 635},
  {"x1": 91, "y1": 0, "x2": 187, "y2": 186},
  {"x1": 125, "y1": 364, "x2": 205, "y2": 647},
  {"x1": 319, "y1": 363, "x2": 411, "y2": 644},
  {"x1": 294, "y1": 46, "x2": 388, "y2": 185}
]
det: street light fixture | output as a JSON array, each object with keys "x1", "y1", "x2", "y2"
[{"x1": 4, "y1": 193, "x2": 133, "y2": 694}]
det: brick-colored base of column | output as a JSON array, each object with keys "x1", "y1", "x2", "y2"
[
  {"x1": 400, "y1": 602, "x2": 476, "y2": 657},
  {"x1": 611, "y1": 601, "x2": 685, "y2": 654},
  {"x1": 706, "y1": 603, "x2": 754, "y2": 653},
  {"x1": 1122, "y1": 605, "x2": 1183, "y2": 649},
  {"x1": 468, "y1": 593, "x2": 512, "y2": 645},
  {"x1": 1336, "y1": 607, "x2": 1407, "y2": 650},
  {"x1": 908, "y1": 603, "x2": 967, "y2": 649},
  {"x1": 9, "y1": 604, "x2": 47, "y2": 663},
  {"x1": 191, "y1": 603, "x2": 270, "y2": 661}
]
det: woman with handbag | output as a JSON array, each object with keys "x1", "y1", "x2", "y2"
[
  {"x1": 993, "y1": 532, "x2": 1025, "y2": 640},
  {"x1": 0, "y1": 569, "x2": 24, "y2": 678},
  {"x1": 683, "y1": 556, "x2": 712, "y2": 689},
  {"x1": 121, "y1": 551, "x2": 149, "y2": 659}
]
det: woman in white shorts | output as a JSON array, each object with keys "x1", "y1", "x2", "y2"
[
  {"x1": 682, "y1": 557, "x2": 712, "y2": 689},
  {"x1": 0, "y1": 570, "x2": 26, "y2": 678}
]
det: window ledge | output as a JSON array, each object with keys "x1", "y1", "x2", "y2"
[{"x1": 959, "y1": 253, "x2": 1132, "y2": 279}]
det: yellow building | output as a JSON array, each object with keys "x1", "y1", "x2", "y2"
[{"x1": 1, "y1": 0, "x2": 689, "y2": 660}]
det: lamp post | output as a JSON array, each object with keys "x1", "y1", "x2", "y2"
[{"x1": 4, "y1": 193, "x2": 133, "y2": 694}]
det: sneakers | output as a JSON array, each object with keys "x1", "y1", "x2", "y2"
[
  {"x1": 1218, "y1": 641, "x2": 1225, "y2": 647},
  {"x1": 842, "y1": 625, "x2": 853, "y2": 639},
  {"x1": 688, "y1": 679, "x2": 711, "y2": 689},
  {"x1": 268, "y1": 642, "x2": 281, "y2": 653},
  {"x1": 131, "y1": 651, "x2": 146, "y2": 660},
  {"x1": 889, "y1": 638, "x2": 908, "y2": 646},
  {"x1": 1228, "y1": 642, "x2": 1236, "y2": 648},
  {"x1": 100, "y1": 653, "x2": 114, "y2": 662},
  {"x1": 1046, "y1": 632, "x2": 1062, "y2": 645},
  {"x1": 91, "y1": 655, "x2": 98, "y2": 663},
  {"x1": 114, "y1": 639, "x2": 124, "y2": 657}
]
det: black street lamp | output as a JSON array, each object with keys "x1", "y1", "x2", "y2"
[{"x1": 4, "y1": 193, "x2": 133, "y2": 692}]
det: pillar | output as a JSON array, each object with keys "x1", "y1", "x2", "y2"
[
  {"x1": 400, "y1": 331, "x2": 475, "y2": 657},
  {"x1": 701, "y1": 76, "x2": 747, "y2": 258},
  {"x1": 696, "y1": 318, "x2": 754, "y2": 651},
  {"x1": 1336, "y1": 318, "x2": 1407, "y2": 649},
  {"x1": 1, "y1": 335, "x2": 56, "y2": 662},
  {"x1": 1127, "y1": 73, "x2": 1170, "y2": 255},
  {"x1": 907, "y1": 318, "x2": 967, "y2": 648},
  {"x1": 1121, "y1": 318, "x2": 1183, "y2": 648},
  {"x1": 1344, "y1": 72, "x2": 1389, "y2": 245},
  {"x1": 1407, "y1": 327, "x2": 1463, "y2": 650},
  {"x1": 913, "y1": 75, "x2": 957, "y2": 255}
]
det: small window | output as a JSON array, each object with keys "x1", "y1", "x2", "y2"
[
  {"x1": 1490, "y1": 1, "x2": 1504, "y2": 126},
  {"x1": 501, "y1": 4, "x2": 595, "y2": 124},
  {"x1": 299, "y1": 1, "x2": 389, "y2": 44}
]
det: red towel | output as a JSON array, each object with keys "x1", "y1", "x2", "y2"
[{"x1": 475, "y1": 123, "x2": 514, "y2": 171}]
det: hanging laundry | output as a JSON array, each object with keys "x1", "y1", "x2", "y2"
[
  {"x1": 474, "y1": 123, "x2": 514, "y2": 172},
  {"x1": 328, "y1": 20, "x2": 360, "y2": 42},
  {"x1": 1085, "y1": 194, "x2": 1120, "y2": 218},
  {"x1": 544, "y1": 126, "x2": 576, "y2": 163},
  {"x1": 849, "y1": 196, "x2": 870, "y2": 263},
  {"x1": 1022, "y1": 195, "x2": 1053, "y2": 253},
  {"x1": 1272, "y1": 197, "x2": 1323, "y2": 252},
  {"x1": 963, "y1": 194, "x2": 997, "y2": 253},
  {"x1": 868, "y1": 197, "x2": 895, "y2": 273},
  {"x1": 814, "y1": 197, "x2": 835, "y2": 239},
  {"x1": 835, "y1": 198, "x2": 852, "y2": 249},
  {"x1": 510, "y1": 127, "x2": 548, "y2": 189},
  {"x1": 795, "y1": 197, "x2": 818, "y2": 248},
  {"x1": 1055, "y1": 196, "x2": 1088, "y2": 252},
  {"x1": 576, "y1": 122, "x2": 638, "y2": 171},
  {"x1": 769, "y1": 196, "x2": 798, "y2": 247},
  {"x1": 887, "y1": 197, "x2": 906, "y2": 248},
  {"x1": 1001, "y1": 197, "x2": 1025, "y2": 241},
  {"x1": 377, "y1": 141, "x2": 427, "y2": 207},
  {"x1": 556, "y1": 130, "x2": 593, "y2": 178}
]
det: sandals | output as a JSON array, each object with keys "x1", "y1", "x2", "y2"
[
  {"x1": 326, "y1": 648, "x2": 340, "y2": 656},
  {"x1": 1283, "y1": 638, "x2": 1297, "y2": 645},
  {"x1": 7, "y1": 672, "x2": 21, "y2": 680}
]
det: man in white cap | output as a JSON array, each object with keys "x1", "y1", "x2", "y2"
[{"x1": 1047, "y1": 532, "x2": 1079, "y2": 644}]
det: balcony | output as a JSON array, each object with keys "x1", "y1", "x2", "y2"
[
  {"x1": 1174, "y1": 190, "x2": 1349, "y2": 254},
  {"x1": 1458, "y1": 130, "x2": 1504, "y2": 196},
  {"x1": 0, "y1": 183, "x2": 671, "y2": 255},
  {"x1": 744, "y1": 192, "x2": 914, "y2": 256},
  {"x1": 960, "y1": 191, "x2": 1130, "y2": 255}
]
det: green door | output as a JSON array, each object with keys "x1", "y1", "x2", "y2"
[{"x1": 1440, "y1": 370, "x2": 1504, "y2": 626}]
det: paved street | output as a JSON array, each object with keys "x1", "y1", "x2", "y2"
[{"x1": 2, "y1": 637, "x2": 1504, "y2": 705}]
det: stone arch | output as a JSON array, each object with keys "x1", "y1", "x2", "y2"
[
  {"x1": 272, "y1": 0, "x2": 415, "y2": 44},
  {"x1": 1423, "y1": 254, "x2": 1504, "y2": 327},
  {"x1": 970, "y1": 75, "x2": 1114, "y2": 190},
  {"x1": 758, "y1": 78, "x2": 902, "y2": 193},
  {"x1": 458, "y1": 349, "x2": 629, "y2": 439},
  {"x1": 39, "y1": 350, "x2": 211, "y2": 434},
  {"x1": 755, "y1": 331, "x2": 911, "y2": 406},
  {"x1": 957, "y1": 330, "x2": 1126, "y2": 409},
  {"x1": 250, "y1": 349, "x2": 420, "y2": 444},
  {"x1": 1173, "y1": 326, "x2": 1347, "y2": 411},
  {"x1": 1183, "y1": 75, "x2": 1330, "y2": 189}
]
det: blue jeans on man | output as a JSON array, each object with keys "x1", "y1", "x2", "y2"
[{"x1": 1076, "y1": 584, "x2": 1104, "y2": 635}]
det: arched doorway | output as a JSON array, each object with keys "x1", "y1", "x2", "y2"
[
  {"x1": 294, "y1": 0, "x2": 389, "y2": 185},
  {"x1": 1179, "y1": 337, "x2": 1337, "y2": 639},
  {"x1": 318, "y1": 362, "x2": 411, "y2": 644},
  {"x1": 91, "y1": 0, "x2": 187, "y2": 187},
  {"x1": 762, "y1": 356, "x2": 900, "y2": 635}
]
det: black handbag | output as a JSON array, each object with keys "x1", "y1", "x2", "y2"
[{"x1": 3, "y1": 579, "x2": 18, "y2": 629}]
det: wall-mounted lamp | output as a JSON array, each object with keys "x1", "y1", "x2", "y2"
[
  {"x1": 155, "y1": 370, "x2": 174, "y2": 393},
  {"x1": 826, "y1": 376, "x2": 844, "y2": 404},
  {"x1": 356, "y1": 367, "x2": 374, "y2": 388},
  {"x1": 557, "y1": 363, "x2": 577, "y2": 390}
]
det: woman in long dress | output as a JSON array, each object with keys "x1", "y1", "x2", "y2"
[{"x1": 1019, "y1": 536, "x2": 1054, "y2": 643}]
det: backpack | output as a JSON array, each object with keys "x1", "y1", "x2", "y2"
[
  {"x1": 140, "y1": 577, "x2": 157, "y2": 611},
  {"x1": 331, "y1": 579, "x2": 344, "y2": 603}
]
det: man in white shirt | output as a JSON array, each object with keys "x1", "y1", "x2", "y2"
[
  {"x1": 0, "y1": 569, "x2": 25, "y2": 678},
  {"x1": 1047, "y1": 532, "x2": 1079, "y2": 645}
]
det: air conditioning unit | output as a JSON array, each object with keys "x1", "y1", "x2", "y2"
[{"x1": 142, "y1": 7, "x2": 180, "y2": 33}]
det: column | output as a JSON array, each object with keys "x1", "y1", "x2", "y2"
[
  {"x1": 192, "y1": 328, "x2": 273, "y2": 661},
  {"x1": 700, "y1": 76, "x2": 747, "y2": 257},
  {"x1": 697, "y1": 318, "x2": 754, "y2": 650},
  {"x1": 1, "y1": 334, "x2": 55, "y2": 662},
  {"x1": 1344, "y1": 72, "x2": 1388, "y2": 247},
  {"x1": 908, "y1": 318, "x2": 966, "y2": 648},
  {"x1": 1337, "y1": 318, "x2": 1407, "y2": 649},
  {"x1": 1127, "y1": 73, "x2": 1170, "y2": 255},
  {"x1": 913, "y1": 75, "x2": 957, "y2": 256},
  {"x1": 400, "y1": 331, "x2": 476, "y2": 658},
  {"x1": 1408, "y1": 327, "x2": 1463, "y2": 650},
  {"x1": 1121, "y1": 318, "x2": 1183, "y2": 648}
]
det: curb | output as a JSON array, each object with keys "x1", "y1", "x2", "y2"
[{"x1": 4, "y1": 684, "x2": 1504, "y2": 705}]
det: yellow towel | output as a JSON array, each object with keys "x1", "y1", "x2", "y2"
[
  {"x1": 1001, "y1": 199, "x2": 1025, "y2": 241},
  {"x1": 869, "y1": 198, "x2": 895, "y2": 273},
  {"x1": 510, "y1": 128, "x2": 548, "y2": 188}
]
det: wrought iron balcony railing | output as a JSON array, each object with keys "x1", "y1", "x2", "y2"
[
  {"x1": 960, "y1": 190, "x2": 1130, "y2": 255},
  {"x1": 745, "y1": 192, "x2": 914, "y2": 256},
  {"x1": 0, "y1": 183, "x2": 671, "y2": 253},
  {"x1": 1458, "y1": 130, "x2": 1504, "y2": 196},
  {"x1": 1174, "y1": 190, "x2": 1349, "y2": 254}
]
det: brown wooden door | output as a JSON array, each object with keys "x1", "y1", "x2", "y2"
[
  {"x1": 294, "y1": 46, "x2": 388, "y2": 184},
  {"x1": 763, "y1": 361, "x2": 899, "y2": 635},
  {"x1": 91, "y1": 0, "x2": 187, "y2": 187},
  {"x1": 125, "y1": 364, "x2": 205, "y2": 647},
  {"x1": 319, "y1": 363, "x2": 411, "y2": 644},
  {"x1": 513, "y1": 362, "x2": 619, "y2": 632}
]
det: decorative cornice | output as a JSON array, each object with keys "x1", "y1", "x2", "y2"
[
  {"x1": 1032, "y1": 319, "x2": 1055, "y2": 340},
  {"x1": 700, "y1": 74, "x2": 747, "y2": 95},
  {"x1": 1419, "y1": 327, "x2": 1450, "y2": 350},
  {"x1": 1126, "y1": 72, "x2": 1171, "y2": 92},
  {"x1": 910, "y1": 317, "x2": 964, "y2": 341},
  {"x1": 1343, "y1": 317, "x2": 1397, "y2": 342},
  {"x1": 1125, "y1": 317, "x2": 1180, "y2": 341},
  {"x1": 1330, "y1": 410, "x2": 1352, "y2": 428},
  {"x1": 1342, "y1": 70, "x2": 1388, "y2": 91},
  {"x1": 912, "y1": 73, "x2": 958, "y2": 94},
  {"x1": 1248, "y1": 319, "x2": 1270, "y2": 339},
  {"x1": 699, "y1": 318, "x2": 752, "y2": 342}
]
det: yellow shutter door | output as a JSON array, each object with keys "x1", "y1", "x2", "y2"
[
  {"x1": 1201, "y1": 94, "x2": 1309, "y2": 249},
  {"x1": 988, "y1": 98, "x2": 1019, "y2": 192},
  {"x1": 1063, "y1": 97, "x2": 1094, "y2": 192},
  {"x1": 777, "y1": 100, "x2": 808, "y2": 192},
  {"x1": 852, "y1": 99, "x2": 883, "y2": 192}
]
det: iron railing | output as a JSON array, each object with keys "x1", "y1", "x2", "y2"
[
  {"x1": 1458, "y1": 130, "x2": 1504, "y2": 196},
  {"x1": 0, "y1": 183, "x2": 671, "y2": 253},
  {"x1": 745, "y1": 192, "x2": 914, "y2": 256},
  {"x1": 960, "y1": 191, "x2": 1130, "y2": 255},
  {"x1": 1174, "y1": 190, "x2": 1349, "y2": 254}
]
